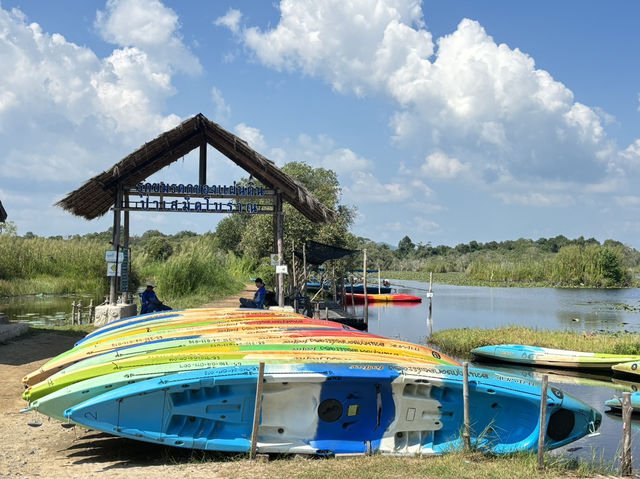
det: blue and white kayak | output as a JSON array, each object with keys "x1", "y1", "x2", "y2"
[
  {"x1": 65, "y1": 363, "x2": 600, "y2": 455},
  {"x1": 605, "y1": 392, "x2": 640, "y2": 411},
  {"x1": 471, "y1": 344, "x2": 640, "y2": 369}
]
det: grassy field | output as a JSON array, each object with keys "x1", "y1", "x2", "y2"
[{"x1": 429, "y1": 325, "x2": 640, "y2": 358}]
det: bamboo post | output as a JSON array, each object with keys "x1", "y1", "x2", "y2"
[
  {"x1": 71, "y1": 301, "x2": 76, "y2": 325},
  {"x1": 250, "y1": 362, "x2": 266, "y2": 459},
  {"x1": 462, "y1": 362, "x2": 471, "y2": 449},
  {"x1": 427, "y1": 272, "x2": 434, "y2": 336},
  {"x1": 622, "y1": 391, "x2": 633, "y2": 477},
  {"x1": 350, "y1": 276, "x2": 355, "y2": 310},
  {"x1": 363, "y1": 249, "x2": 368, "y2": 323},
  {"x1": 77, "y1": 300, "x2": 83, "y2": 324},
  {"x1": 89, "y1": 299, "x2": 95, "y2": 322},
  {"x1": 377, "y1": 265, "x2": 381, "y2": 294},
  {"x1": 537, "y1": 375, "x2": 549, "y2": 470}
]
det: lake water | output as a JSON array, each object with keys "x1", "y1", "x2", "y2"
[
  {"x1": 343, "y1": 279, "x2": 640, "y2": 466},
  {"x1": 3, "y1": 281, "x2": 640, "y2": 466}
]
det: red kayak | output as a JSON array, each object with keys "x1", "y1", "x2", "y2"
[{"x1": 341, "y1": 293, "x2": 422, "y2": 303}]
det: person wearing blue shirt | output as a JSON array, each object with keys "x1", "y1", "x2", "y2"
[
  {"x1": 140, "y1": 282, "x2": 172, "y2": 314},
  {"x1": 240, "y1": 278, "x2": 267, "y2": 309}
]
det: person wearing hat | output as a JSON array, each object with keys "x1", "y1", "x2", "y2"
[
  {"x1": 239, "y1": 278, "x2": 267, "y2": 309},
  {"x1": 140, "y1": 282, "x2": 171, "y2": 314}
]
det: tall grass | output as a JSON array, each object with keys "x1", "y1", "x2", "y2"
[
  {"x1": 134, "y1": 237, "x2": 251, "y2": 309},
  {"x1": 0, "y1": 236, "x2": 108, "y2": 296},
  {"x1": 429, "y1": 326, "x2": 640, "y2": 358}
]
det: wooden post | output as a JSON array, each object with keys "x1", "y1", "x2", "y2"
[
  {"x1": 332, "y1": 263, "x2": 337, "y2": 302},
  {"x1": 427, "y1": 272, "x2": 434, "y2": 337},
  {"x1": 250, "y1": 362, "x2": 265, "y2": 459},
  {"x1": 377, "y1": 266, "x2": 381, "y2": 294},
  {"x1": 109, "y1": 185, "x2": 123, "y2": 305},
  {"x1": 275, "y1": 192, "x2": 284, "y2": 307},
  {"x1": 537, "y1": 374, "x2": 549, "y2": 470},
  {"x1": 350, "y1": 276, "x2": 355, "y2": 310},
  {"x1": 89, "y1": 299, "x2": 95, "y2": 322},
  {"x1": 341, "y1": 273, "x2": 346, "y2": 310},
  {"x1": 77, "y1": 300, "x2": 83, "y2": 324},
  {"x1": 71, "y1": 301, "x2": 76, "y2": 325},
  {"x1": 463, "y1": 362, "x2": 471, "y2": 449},
  {"x1": 199, "y1": 141, "x2": 207, "y2": 185},
  {"x1": 622, "y1": 391, "x2": 633, "y2": 477},
  {"x1": 122, "y1": 192, "x2": 130, "y2": 299},
  {"x1": 363, "y1": 249, "x2": 368, "y2": 323}
]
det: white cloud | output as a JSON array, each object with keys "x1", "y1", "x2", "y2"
[
  {"x1": 420, "y1": 152, "x2": 469, "y2": 179},
  {"x1": 95, "y1": 0, "x2": 200, "y2": 75},
  {"x1": 234, "y1": 123, "x2": 268, "y2": 152},
  {"x1": 494, "y1": 192, "x2": 575, "y2": 207},
  {"x1": 615, "y1": 196, "x2": 640, "y2": 208},
  {"x1": 230, "y1": 1, "x2": 616, "y2": 185},
  {"x1": 214, "y1": 8, "x2": 243, "y2": 34},
  {"x1": 211, "y1": 86, "x2": 231, "y2": 122}
]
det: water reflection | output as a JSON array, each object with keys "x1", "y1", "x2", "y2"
[{"x1": 0, "y1": 294, "x2": 103, "y2": 326}]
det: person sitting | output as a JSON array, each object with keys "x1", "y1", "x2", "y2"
[
  {"x1": 239, "y1": 278, "x2": 267, "y2": 309},
  {"x1": 140, "y1": 282, "x2": 172, "y2": 314}
]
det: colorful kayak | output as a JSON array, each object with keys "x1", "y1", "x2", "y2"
[
  {"x1": 612, "y1": 361, "x2": 640, "y2": 376},
  {"x1": 24, "y1": 316, "x2": 370, "y2": 385},
  {"x1": 341, "y1": 293, "x2": 421, "y2": 303},
  {"x1": 64, "y1": 362, "x2": 601, "y2": 455},
  {"x1": 471, "y1": 344, "x2": 640, "y2": 369},
  {"x1": 605, "y1": 392, "x2": 640, "y2": 411}
]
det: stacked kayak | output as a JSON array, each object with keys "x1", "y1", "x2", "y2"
[
  {"x1": 605, "y1": 392, "x2": 640, "y2": 412},
  {"x1": 472, "y1": 344, "x2": 640, "y2": 370},
  {"x1": 21, "y1": 308, "x2": 601, "y2": 455},
  {"x1": 612, "y1": 361, "x2": 640, "y2": 376},
  {"x1": 341, "y1": 293, "x2": 422, "y2": 303}
]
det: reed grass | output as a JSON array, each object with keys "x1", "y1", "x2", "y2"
[
  {"x1": 154, "y1": 450, "x2": 615, "y2": 479},
  {"x1": 429, "y1": 326, "x2": 640, "y2": 358}
]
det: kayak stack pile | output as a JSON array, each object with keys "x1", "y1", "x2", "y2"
[{"x1": 22, "y1": 308, "x2": 601, "y2": 455}]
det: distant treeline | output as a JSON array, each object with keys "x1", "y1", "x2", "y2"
[{"x1": 359, "y1": 235, "x2": 640, "y2": 288}]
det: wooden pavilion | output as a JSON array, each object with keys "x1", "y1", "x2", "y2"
[{"x1": 57, "y1": 113, "x2": 335, "y2": 309}]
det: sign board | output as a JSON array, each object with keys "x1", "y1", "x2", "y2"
[
  {"x1": 426, "y1": 292, "x2": 434, "y2": 298},
  {"x1": 275, "y1": 265, "x2": 288, "y2": 275},
  {"x1": 270, "y1": 254, "x2": 280, "y2": 266},
  {"x1": 105, "y1": 250, "x2": 124, "y2": 263},
  {"x1": 107, "y1": 262, "x2": 122, "y2": 277}
]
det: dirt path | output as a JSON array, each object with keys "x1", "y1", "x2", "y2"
[{"x1": 0, "y1": 286, "x2": 271, "y2": 479}]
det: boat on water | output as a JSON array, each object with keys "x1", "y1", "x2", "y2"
[
  {"x1": 605, "y1": 391, "x2": 640, "y2": 412},
  {"x1": 471, "y1": 344, "x2": 640, "y2": 369},
  {"x1": 63, "y1": 362, "x2": 601, "y2": 455},
  {"x1": 341, "y1": 293, "x2": 422, "y2": 303},
  {"x1": 344, "y1": 284, "x2": 392, "y2": 294}
]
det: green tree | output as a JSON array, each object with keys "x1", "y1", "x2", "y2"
[{"x1": 397, "y1": 236, "x2": 415, "y2": 258}]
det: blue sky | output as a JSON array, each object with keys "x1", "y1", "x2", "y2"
[{"x1": 1, "y1": 0, "x2": 639, "y2": 249}]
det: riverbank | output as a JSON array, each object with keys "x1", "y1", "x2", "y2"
[{"x1": 385, "y1": 271, "x2": 640, "y2": 289}]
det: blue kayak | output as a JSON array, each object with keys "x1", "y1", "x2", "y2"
[
  {"x1": 345, "y1": 284, "x2": 392, "y2": 294},
  {"x1": 65, "y1": 362, "x2": 600, "y2": 455},
  {"x1": 605, "y1": 392, "x2": 640, "y2": 411}
]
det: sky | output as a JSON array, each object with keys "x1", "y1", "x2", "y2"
[{"x1": 0, "y1": 0, "x2": 639, "y2": 249}]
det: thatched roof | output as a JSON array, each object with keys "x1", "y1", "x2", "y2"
[
  {"x1": 0, "y1": 200, "x2": 6, "y2": 222},
  {"x1": 56, "y1": 114, "x2": 335, "y2": 223}
]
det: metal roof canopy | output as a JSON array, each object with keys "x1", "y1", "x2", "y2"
[{"x1": 56, "y1": 113, "x2": 336, "y2": 307}]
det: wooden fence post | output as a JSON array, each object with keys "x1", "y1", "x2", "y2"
[
  {"x1": 622, "y1": 391, "x2": 633, "y2": 477},
  {"x1": 250, "y1": 362, "x2": 266, "y2": 459},
  {"x1": 462, "y1": 362, "x2": 471, "y2": 449},
  {"x1": 537, "y1": 375, "x2": 549, "y2": 470}
]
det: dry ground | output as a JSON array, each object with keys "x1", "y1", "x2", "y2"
[{"x1": 0, "y1": 286, "x2": 273, "y2": 479}]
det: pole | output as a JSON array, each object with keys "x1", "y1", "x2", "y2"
[
  {"x1": 199, "y1": 141, "x2": 207, "y2": 185},
  {"x1": 109, "y1": 185, "x2": 123, "y2": 305},
  {"x1": 250, "y1": 362, "x2": 265, "y2": 459},
  {"x1": 537, "y1": 374, "x2": 549, "y2": 470},
  {"x1": 427, "y1": 272, "x2": 434, "y2": 337},
  {"x1": 275, "y1": 192, "x2": 284, "y2": 307},
  {"x1": 463, "y1": 361, "x2": 471, "y2": 449},
  {"x1": 622, "y1": 391, "x2": 633, "y2": 476},
  {"x1": 378, "y1": 265, "x2": 381, "y2": 294},
  {"x1": 363, "y1": 249, "x2": 368, "y2": 323}
]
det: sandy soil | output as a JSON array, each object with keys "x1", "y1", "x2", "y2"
[{"x1": 0, "y1": 285, "x2": 269, "y2": 479}]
